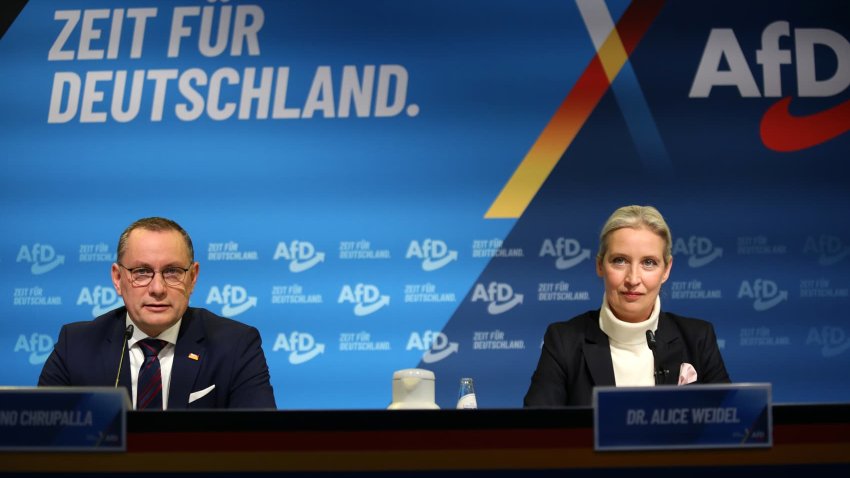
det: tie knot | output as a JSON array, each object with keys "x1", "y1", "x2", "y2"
[{"x1": 139, "y1": 338, "x2": 168, "y2": 357}]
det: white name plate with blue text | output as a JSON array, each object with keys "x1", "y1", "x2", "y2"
[
  {"x1": 594, "y1": 383, "x2": 772, "y2": 451},
  {"x1": 0, "y1": 387, "x2": 130, "y2": 451}
]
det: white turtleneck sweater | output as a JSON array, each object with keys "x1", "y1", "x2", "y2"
[{"x1": 598, "y1": 295, "x2": 660, "y2": 387}]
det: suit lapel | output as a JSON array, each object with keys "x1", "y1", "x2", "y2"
[
  {"x1": 169, "y1": 309, "x2": 206, "y2": 409},
  {"x1": 100, "y1": 309, "x2": 132, "y2": 391},
  {"x1": 654, "y1": 313, "x2": 683, "y2": 385},
  {"x1": 583, "y1": 317, "x2": 615, "y2": 387}
]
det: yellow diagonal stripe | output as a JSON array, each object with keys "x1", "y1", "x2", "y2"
[
  {"x1": 484, "y1": 29, "x2": 629, "y2": 219},
  {"x1": 598, "y1": 27, "x2": 629, "y2": 83}
]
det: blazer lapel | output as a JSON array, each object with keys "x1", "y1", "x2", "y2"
[
  {"x1": 100, "y1": 309, "x2": 133, "y2": 392},
  {"x1": 168, "y1": 309, "x2": 206, "y2": 409},
  {"x1": 654, "y1": 313, "x2": 683, "y2": 385},
  {"x1": 583, "y1": 318, "x2": 615, "y2": 387}
]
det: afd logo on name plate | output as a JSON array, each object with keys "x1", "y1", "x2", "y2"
[
  {"x1": 803, "y1": 235, "x2": 850, "y2": 266},
  {"x1": 539, "y1": 238, "x2": 591, "y2": 270},
  {"x1": 14, "y1": 333, "x2": 54, "y2": 365},
  {"x1": 406, "y1": 239, "x2": 458, "y2": 271},
  {"x1": 673, "y1": 236, "x2": 723, "y2": 268},
  {"x1": 273, "y1": 240, "x2": 325, "y2": 272},
  {"x1": 273, "y1": 332, "x2": 325, "y2": 365},
  {"x1": 338, "y1": 284, "x2": 390, "y2": 316},
  {"x1": 76, "y1": 286, "x2": 123, "y2": 317},
  {"x1": 206, "y1": 285, "x2": 258, "y2": 317},
  {"x1": 16, "y1": 244, "x2": 65, "y2": 275},
  {"x1": 738, "y1": 279, "x2": 788, "y2": 311},
  {"x1": 471, "y1": 282, "x2": 523, "y2": 315},
  {"x1": 690, "y1": 20, "x2": 850, "y2": 152},
  {"x1": 406, "y1": 330, "x2": 459, "y2": 363},
  {"x1": 807, "y1": 327, "x2": 850, "y2": 358}
]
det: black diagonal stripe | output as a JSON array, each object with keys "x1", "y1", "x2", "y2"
[{"x1": 1, "y1": 1, "x2": 27, "y2": 40}]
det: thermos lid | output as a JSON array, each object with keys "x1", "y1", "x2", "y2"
[{"x1": 392, "y1": 368, "x2": 435, "y2": 381}]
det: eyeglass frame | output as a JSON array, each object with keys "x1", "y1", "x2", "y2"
[{"x1": 116, "y1": 262, "x2": 194, "y2": 287}]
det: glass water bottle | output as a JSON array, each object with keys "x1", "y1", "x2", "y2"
[{"x1": 456, "y1": 377, "x2": 478, "y2": 409}]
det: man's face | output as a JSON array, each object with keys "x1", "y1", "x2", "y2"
[{"x1": 111, "y1": 229, "x2": 198, "y2": 337}]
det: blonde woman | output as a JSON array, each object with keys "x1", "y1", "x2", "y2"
[{"x1": 524, "y1": 205, "x2": 730, "y2": 407}]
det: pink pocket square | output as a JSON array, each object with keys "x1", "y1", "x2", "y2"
[{"x1": 678, "y1": 363, "x2": 698, "y2": 385}]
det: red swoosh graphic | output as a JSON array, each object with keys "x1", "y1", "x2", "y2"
[{"x1": 760, "y1": 96, "x2": 850, "y2": 152}]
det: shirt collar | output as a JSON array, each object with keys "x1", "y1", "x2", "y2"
[{"x1": 125, "y1": 313, "x2": 181, "y2": 347}]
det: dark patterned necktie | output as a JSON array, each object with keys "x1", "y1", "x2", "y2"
[{"x1": 136, "y1": 339, "x2": 168, "y2": 410}]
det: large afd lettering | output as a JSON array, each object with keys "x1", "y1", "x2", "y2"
[
  {"x1": 539, "y1": 238, "x2": 583, "y2": 257},
  {"x1": 690, "y1": 21, "x2": 850, "y2": 98},
  {"x1": 406, "y1": 330, "x2": 449, "y2": 351},
  {"x1": 338, "y1": 284, "x2": 381, "y2": 304},
  {"x1": 16, "y1": 244, "x2": 57, "y2": 263},
  {"x1": 273, "y1": 332, "x2": 314, "y2": 352},
  {"x1": 738, "y1": 279, "x2": 778, "y2": 299},
  {"x1": 406, "y1": 239, "x2": 450, "y2": 260},
  {"x1": 206, "y1": 284, "x2": 249, "y2": 304},
  {"x1": 273, "y1": 241, "x2": 316, "y2": 261},
  {"x1": 76, "y1": 286, "x2": 117, "y2": 306}
]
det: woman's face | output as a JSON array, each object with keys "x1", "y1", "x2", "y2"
[{"x1": 596, "y1": 227, "x2": 672, "y2": 323}]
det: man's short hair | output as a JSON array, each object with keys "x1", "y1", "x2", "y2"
[{"x1": 116, "y1": 217, "x2": 194, "y2": 263}]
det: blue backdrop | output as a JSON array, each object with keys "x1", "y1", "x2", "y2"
[{"x1": 1, "y1": 0, "x2": 848, "y2": 409}]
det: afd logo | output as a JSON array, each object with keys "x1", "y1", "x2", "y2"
[
  {"x1": 14, "y1": 333, "x2": 54, "y2": 365},
  {"x1": 806, "y1": 326, "x2": 850, "y2": 357},
  {"x1": 803, "y1": 235, "x2": 850, "y2": 266},
  {"x1": 406, "y1": 239, "x2": 458, "y2": 271},
  {"x1": 206, "y1": 285, "x2": 257, "y2": 317},
  {"x1": 539, "y1": 238, "x2": 591, "y2": 270},
  {"x1": 406, "y1": 330, "x2": 459, "y2": 363},
  {"x1": 690, "y1": 21, "x2": 850, "y2": 152},
  {"x1": 673, "y1": 236, "x2": 723, "y2": 268},
  {"x1": 338, "y1": 284, "x2": 390, "y2": 316},
  {"x1": 738, "y1": 279, "x2": 788, "y2": 312},
  {"x1": 273, "y1": 240, "x2": 325, "y2": 273},
  {"x1": 16, "y1": 244, "x2": 65, "y2": 275},
  {"x1": 76, "y1": 286, "x2": 122, "y2": 317},
  {"x1": 471, "y1": 282, "x2": 523, "y2": 315},
  {"x1": 272, "y1": 332, "x2": 325, "y2": 365}
]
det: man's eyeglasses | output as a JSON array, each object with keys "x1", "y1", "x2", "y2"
[{"x1": 117, "y1": 263, "x2": 193, "y2": 286}]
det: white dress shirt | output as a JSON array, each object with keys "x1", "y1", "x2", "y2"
[{"x1": 125, "y1": 315, "x2": 181, "y2": 410}]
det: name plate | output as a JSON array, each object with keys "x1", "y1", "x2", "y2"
[
  {"x1": 0, "y1": 387, "x2": 130, "y2": 451},
  {"x1": 594, "y1": 383, "x2": 771, "y2": 451}
]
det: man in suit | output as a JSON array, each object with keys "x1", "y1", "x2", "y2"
[{"x1": 39, "y1": 217, "x2": 276, "y2": 409}]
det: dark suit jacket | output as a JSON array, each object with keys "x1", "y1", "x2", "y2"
[
  {"x1": 38, "y1": 306, "x2": 276, "y2": 409},
  {"x1": 524, "y1": 310, "x2": 730, "y2": 407}
]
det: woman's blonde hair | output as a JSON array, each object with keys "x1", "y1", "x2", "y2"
[{"x1": 596, "y1": 205, "x2": 672, "y2": 266}]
